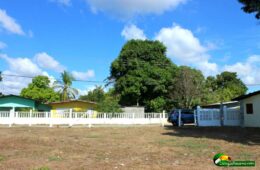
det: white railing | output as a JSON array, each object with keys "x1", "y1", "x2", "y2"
[
  {"x1": 0, "y1": 111, "x2": 9, "y2": 118},
  {"x1": 0, "y1": 110, "x2": 167, "y2": 127}
]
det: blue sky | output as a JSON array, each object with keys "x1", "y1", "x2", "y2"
[{"x1": 0, "y1": 0, "x2": 259, "y2": 95}]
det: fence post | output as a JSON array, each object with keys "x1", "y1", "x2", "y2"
[
  {"x1": 88, "y1": 112, "x2": 92, "y2": 128},
  {"x1": 104, "y1": 113, "x2": 107, "y2": 124},
  {"x1": 220, "y1": 104, "x2": 224, "y2": 126},
  {"x1": 69, "y1": 109, "x2": 73, "y2": 127},
  {"x1": 178, "y1": 109, "x2": 181, "y2": 127},
  {"x1": 196, "y1": 106, "x2": 200, "y2": 126},
  {"x1": 49, "y1": 110, "x2": 53, "y2": 128},
  {"x1": 161, "y1": 110, "x2": 165, "y2": 127},
  {"x1": 29, "y1": 110, "x2": 32, "y2": 127},
  {"x1": 223, "y1": 106, "x2": 227, "y2": 126},
  {"x1": 9, "y1": 108, "x2": 14, "y2": 127}
]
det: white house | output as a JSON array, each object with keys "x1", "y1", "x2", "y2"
[{"x1": 233, "y1": 90, "x2": 260, "y2": 127}]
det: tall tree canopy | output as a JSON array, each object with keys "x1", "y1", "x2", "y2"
[
  {"x1": 20, "y1": 76, "x2": 59, "y2": 103},
  {"x1": 203, "y1": 71, "x2": 247, "y2": 103},
  {"x1": 79, "y1": 86, "x2": 105, "y2": 102},
  {"x1": 170, "y1": 66, "x2": 205, "y2": 109},
  {"x1": 239, "y1": 0, "x2": 260, "y2": 19},
  {"x1": 96, "y1": 88, "x2": 122, "y2": 113},
  {"x1": 54, "y1": 71, "x2": 78, "y2": 101},
  {"x1": 109, "y1": 40, "x2": 177, "y2": 112}
]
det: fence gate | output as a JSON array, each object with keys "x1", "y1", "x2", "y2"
[
  {"x1": 196, "y1": 106, "x2": 241, "y2": 127},
  {"x1": 197, "y1": 108, "x2": 221, "y2": 126},
  {"x1": 223, "y1": 107, "x2": 240, "y2": 126}
]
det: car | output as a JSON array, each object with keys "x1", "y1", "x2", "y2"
[{"x1": 167, "y1": 109, "x2": 194, "y2": 126}]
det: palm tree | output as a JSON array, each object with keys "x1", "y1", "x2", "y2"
[{"x1": 54, "y1": 71, "x2": 78, "y2": 101}]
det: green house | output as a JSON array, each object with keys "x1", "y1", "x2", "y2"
[{"x1": 0, "y1": 95, "x2": 51, "y2": 111}]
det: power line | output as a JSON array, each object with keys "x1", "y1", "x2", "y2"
[
  {"x1": 1, "y1": 73, "x2": 260, "y2": 86},
  {"x1": 1, "y1": 73, "x2": 106, "y2": 84}
]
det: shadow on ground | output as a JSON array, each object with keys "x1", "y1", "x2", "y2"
[{"x1": 163, "y1": 125, "x2": 260, "y2": 145}]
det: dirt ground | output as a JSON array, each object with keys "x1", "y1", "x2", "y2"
[{"x1": 0, "y1": 125, "x2": 260, "y2": 170}]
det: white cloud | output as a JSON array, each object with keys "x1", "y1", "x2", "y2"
[
  {"x1": 51, "y1": 0, "x2": 71, "y2": 6},
  {"x1": 42, "y1": 71, "x2": 57, "y2": 87},
  {"x1": 72, "y1": 70, "x2": 95, "y2": 80},
  {"x1": 197, "y1": 61, "x2": 218, "y2": 76},
  {"x1": 0, "y1": 41, "x2": 7, "y2": 49},
  {"x1": 155, "y1": 23, "x2": 218, "y2": 76},
  {"x1": 224, "y1": 55, "x2": 260, "y2": 84},
  {"x1": 0, "y1": 9, "x2": 25, "y2": 35},
  {"x1": 34, "y1": 52, "x2": 65, "y2": 72},
  {"x1": 87, "y1": 0, "x2": 186, "y2": 18},
  {"x1": 1, "y1": 54, "x2": 42, "y2": 76},
  {"x1": 121, "y1": 24, "x2": 147, "y2": 40},
  {"x1": 77, "y1": 86, "x2": 96, "y2": 96},
  {"x1": 0, "y1": 70, "x2": 32, "y2": 95},
  {"x1": 0, "y1": 54, "x2": 44, "y2": 95},
  {"x1": 0, "y1": 53, "x2": 96, "y2": 95},
  {"x1": 155, "y1": 24, "x2": 208, "y2": 63}
]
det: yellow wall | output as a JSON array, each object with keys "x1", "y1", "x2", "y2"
[
  {"x1": 50, "y1": 101, "x2": 96, "y2": 112},
  {"x1": 49, "y1": 101, "x2": 97, "y2": 118}
]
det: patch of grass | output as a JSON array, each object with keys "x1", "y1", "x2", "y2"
[
  {"x1": 34, "y1": 166, "x2": 50, "y2": 170},
  {"x1": 212, "y1": 145, "x2": 221, "y2": 151},
  {"x1": 0, "y1": 155, "x2": 5, "y2": 162},
  {"x1": 155, "y1": 138, "x2": 177, "y2": 146},
  {"x1": 179, "y1": 140, "x2": 209, "y2": 150},
  {"x1": 85, "y1": 134, "x2": 101, "y2": 138},
  {"x1": 48, "y1": 155, "x2": 63, "y2": 161},
  {"x1": 237, "y1": 152, "x2": 253, "y2": 160},
  {"x1": 95, "y1": 152, "x2": 107, "y2": 161}
]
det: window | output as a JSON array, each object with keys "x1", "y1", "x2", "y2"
[{"x1": 246, "y1": 103, "x2": 253, "y2": 114}]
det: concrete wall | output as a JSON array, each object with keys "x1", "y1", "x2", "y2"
[
  {"x1": 122, "y1": 107, "x2": 145, "y2": 114},
  {"x1": 243, "y1": 94, "x2": 260, "y2": 127}
]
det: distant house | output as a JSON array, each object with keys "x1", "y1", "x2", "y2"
[
  {"x1": 48, "y1": 100, "x2": 97, "y2": 116},
  {"x1": 122, "y1": 106, "x2": 145, "y2": 114},
  {"x1": 0, "y1": 95, "x2": 51, "y2": 111},
  {"x1": 233, "y1": 90, "x2": 260, "y2": 127}
]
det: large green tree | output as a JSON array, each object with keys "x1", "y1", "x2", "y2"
[
  {"x1": 79, "y1": 86, "x2": 105, "y2": 102},
  {"x1": 54, "y1": 71, "x2": 78, "y2": 101},
  {"x1": 20, "y1": 76, "x2": 59, "y2": 103},
  {"x1": 239, "y1": 0, "x2": 260, "y2": 19},
  {"x1": 169, "y1": 66, "x2": 205, "y2": 109},
  {"x1": 109, "y1": 40, "x2": 177, "y2": 112},
  {"x1": 96, "y1": 88, "x2": 122, "y2": 113},
  {"x1": 203, "y1": 71, "x2": 247, "y2": 104}
]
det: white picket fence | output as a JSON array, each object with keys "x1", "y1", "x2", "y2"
[
  {"x1": 0, "y1": 110, "x2": 167, "y2": 127},
  {"x1": 196, "y1": 106, "x2": 240, "y2": 127}
]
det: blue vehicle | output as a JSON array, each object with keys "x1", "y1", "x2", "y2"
[{"x1": 168, "y1": 109, "x2": 194, "y2": 126}]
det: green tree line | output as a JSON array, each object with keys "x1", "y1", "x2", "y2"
[{"x1": 16, "y1": 40, "x2": 247, "y2": 112}]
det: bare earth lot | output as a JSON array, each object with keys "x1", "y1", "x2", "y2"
[{"x1": 0, "y1": 125, "x2": 260, "y2": 170}]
